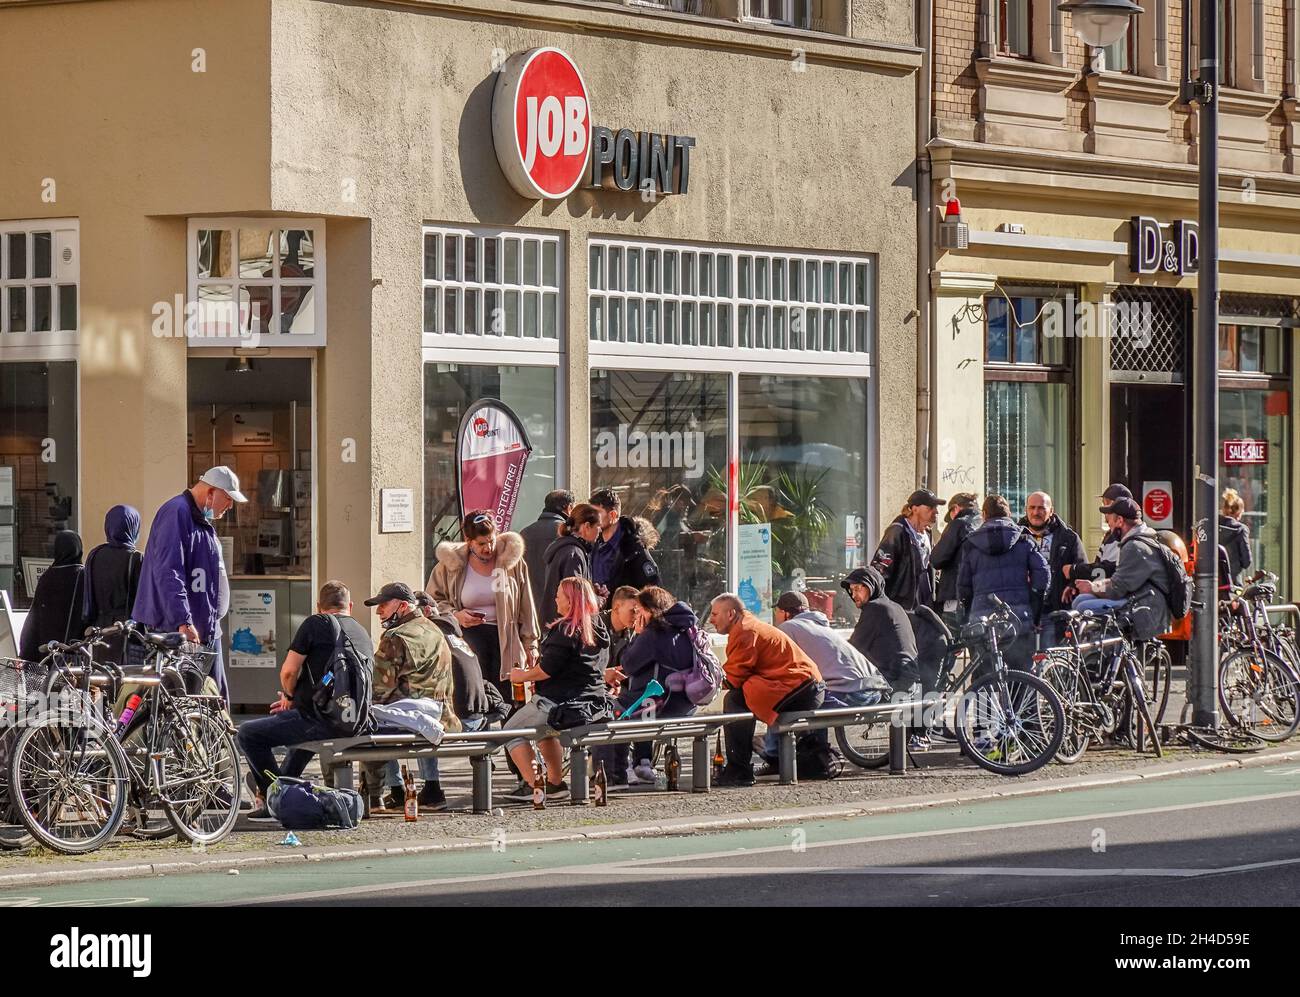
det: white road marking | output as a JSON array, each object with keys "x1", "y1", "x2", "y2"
[{"x1": 220, "y1": 788, "x2": 1300, "y2": 905}]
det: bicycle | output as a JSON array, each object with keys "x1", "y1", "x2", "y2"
[
  {"x1": 836, "y1": 597, "x2": 1065, "y2": 775},
  {"x1": 1035, "y1": 606, "x2": 1165, "y2": 764},
  {"x1": 7, "y1": 623, "x2": 241, "y2": 855},
  {"x1": 1215, "y1": 576, "x2": 1300, "y2": 743}
]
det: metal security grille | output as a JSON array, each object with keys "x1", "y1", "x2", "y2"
[
  {"x1": 1109, "y1": 285, "x2": 1190, "y2": 381},
  {"x1": 1220, "y1": 293, "x2": 1300, "y2": 323}
]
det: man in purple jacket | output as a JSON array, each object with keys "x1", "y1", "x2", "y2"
[{"x1": 132, "y1": 467, "x2": 246, "y2": 701}]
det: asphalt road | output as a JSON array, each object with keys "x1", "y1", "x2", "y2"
[{"x1": 3, "y1": 762, "x2": 1299, "y2": 907}]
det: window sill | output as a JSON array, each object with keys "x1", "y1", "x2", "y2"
[
  {"x1": 975, "y1": 56, "x2": 1078, "y2": 92},
  {"x1": 975, "y1": 57, "x2": 1078, "y2": 152}
]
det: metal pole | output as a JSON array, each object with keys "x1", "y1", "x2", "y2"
[{"x1": 1190, "y1": 0, "x2": 1220, "y2": 728}]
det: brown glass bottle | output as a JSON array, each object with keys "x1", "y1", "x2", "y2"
[
  {"x1": 665, "y1": 743, "x2": 681, "y2": 791},
  {"x1": 593, "y1": 760, "x2": 608, "y2": 807},
  {"x1": 402, "y1": 764, "x2": 418, "y2": 822}
]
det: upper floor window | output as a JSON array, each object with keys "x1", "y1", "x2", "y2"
[
  {"x1": 628, "y1": 0, "x2": 702, "y2": 12},
  {"x1": 996, "y1": 0, "x2": 1031, "y2": 57},
  {"x1": 745, "y1": 0, "x2": 812, "y2": 29},
  {"x1": 1097, "y1": 17, "x2": 1137, "y2": 72},
  {"x1": 0, "y1": 221, "x2": 78, "y2": 338},
  {"x1": 187, "y1": 220, "x2": 325, "y2": 346}
]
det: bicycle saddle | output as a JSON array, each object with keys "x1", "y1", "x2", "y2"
[
  {"x1": 1241, "y1": 583, "x2": 1274, "y2": 602},
  {"x1": 140, "y1": 631, "x2": 186, "y2": 650}
]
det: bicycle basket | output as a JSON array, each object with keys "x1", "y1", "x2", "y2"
[{"x1": 0, "y1": 657, "x2": 52, "y2": 713}]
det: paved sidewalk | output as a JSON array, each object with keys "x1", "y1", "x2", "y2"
[{"x1": 2, "y1": 740, "x2": 1297, "y2": 889}]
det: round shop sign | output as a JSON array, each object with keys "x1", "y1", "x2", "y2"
[
  {"x1": 492, "y1": 48, "x2": 592, "y2": 200},
  {"x1": 1143, "y1": 487, "x2": 1172, "y2": 525}
]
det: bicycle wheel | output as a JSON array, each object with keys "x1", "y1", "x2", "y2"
[
  {"x1": 159, "y1": 711, "x2": 241, "y2": 844},
  {"x1": 835, "y1": 722, "x2": 891, "y2": 769},
  {"x1": 1219, "y1": 648, "x2": 1300, "y2": 743},
  {"x1": 1123, "y1": 661, "x2": 1163, "y2": 757},
  {"x1": 954, "y1": 669, "x2": 1064, "y2": 776},
  {"x1": 0, "y1": 728, "x2": 32, "y2": 850},
  {"x1": 1184, "y1": 725, "x2": 1266, "y2": 753},
  {"x1": 8, "y1": 716, "x2": 130, "y2": 855},
  {"x1": 118, "y1": 723, "x2": 178, "y2": 841},
  {"x1": 1140, "y1": 642, "x2": 1173, "y2": 725},
  {"x1": 1038, "y1": 654, "x2": 1089, "y2": 765}
]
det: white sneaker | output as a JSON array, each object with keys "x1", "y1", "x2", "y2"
[{"x1": 633, "y1": 761, "x2": 657, "y2": 784}]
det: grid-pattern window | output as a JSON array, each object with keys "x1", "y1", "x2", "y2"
[
  {"x1": 746, "y1": 0, "x2": 812, "y2": 27},
  {"x1": 589, "y1": 238, "x2": 874, "y2": 356},
  {"x1": 188, "y1": 222, "x2": 324, "y2": 343},
  {"x1": 422, "y1": 226, "x2": 562, "y2": 341},
  {"x1": 0, "y1": 222, "x2": 78, "y2": 335}
]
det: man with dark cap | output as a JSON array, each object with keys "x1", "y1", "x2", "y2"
[
  {"x1": 361, "y1": 582, "x2": 459, "y2": 812},
  {"x1": 1069, "y1": 483, "x2": 1133, "y2": 587},
  {"x1": 1073, "y1": 496, "x2": 1172, "y2": 640}
]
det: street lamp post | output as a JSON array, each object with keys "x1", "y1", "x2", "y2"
[{"x1": 1063, "y1": 0, "x2": 1218, "y2": 726}]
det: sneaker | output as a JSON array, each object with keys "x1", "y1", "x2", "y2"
[
  {"x1": 755, "y1": 757, "x2": 781, "y2": 778},
  {"x1": 503, "y1": 780, "x2": 535, "y2": 801},
  {"x1": 382, "y1": 786, "x2": 405, "y2": 811},
  {"x1": 243, "y1": 771, "x2": 260, "y2": 811},
  {"x1": 633, "y1": 761, "x2": 657, "y2": 783},
  {"x1": 545, "y1": 780, "x2": 569, "y2": 800},
  {"x1": 908, "y1": 734, "x2": 932, "y2": 752},
  {"x1": 625, "y1": 765, "x2": 651, "y2": 786},
  {"x1": 929, "y1": 728, "x2": 959, "y2": 744},
  {"x1": 417, "y1": 783, "x2": 447, "y2": 810},
  {"x1": 246, "y1": 804, "x2": 276, "y2": 822},
  {"x1": 714, "y1": 764, "x2": 756, "y2": 788}
]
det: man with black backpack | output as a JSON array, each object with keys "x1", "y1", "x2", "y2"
[
  {"x1": 237, "y1": 580, "x2": 375, "y2": 820},
  {"x1": 1073, "y1": 497, "x2": 1177, "y2": 640}
]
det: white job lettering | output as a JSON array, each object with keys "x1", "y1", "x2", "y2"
[
  {"x1": 522, "y1": 95, "x2": 538, "y2": 171},
  {"x1": 537, "y1": 95, "x2": 564, "y2": 158},
  {"x1": 563, "y1": 96, "x2": 586, "y2": 153}
]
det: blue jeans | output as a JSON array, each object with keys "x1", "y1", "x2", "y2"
[
  {"x1": 762, "y1": 688, "x2": 883, "y2": 760},
  {"x1": 383, "y1": 714, "x2": 487, "y2": 788},
  {"x1": 237, "y1": 708, "x2": 336, "y2": 796}
]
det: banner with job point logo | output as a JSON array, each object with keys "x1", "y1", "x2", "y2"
[{"x1": 456, "y1": 399, "x2": 534, "y2": 533}]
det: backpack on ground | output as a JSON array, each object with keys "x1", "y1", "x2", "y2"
[
  {"x1": 663, "y1": 626, "x2": 723, "y2": 706},
  {"x1": 1132, "y1": 536, "x2": 1193, "y2": 620},
  {"x1": 266, "y1": 775, "x2": 363, "y2": 830},
  {"x1": 309, "y1": 614, "x2": 374, "y2": 736}
]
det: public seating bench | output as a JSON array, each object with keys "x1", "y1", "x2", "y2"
[
  {"x1": 559, "y1": 712, "x2": 753, "y2": 803},
  {"x1": 291, "y1": 728, "x2": 536, "y2": 813},
  {"x1": 769, "y1": 699, "x2": 927, "y2": 785}
]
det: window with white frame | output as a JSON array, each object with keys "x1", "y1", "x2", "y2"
[
  {"x1": 187, "y1": 220, "x2": 325, "y2": 345},
  {"x1": 0, "y1": 221, "x2": 78, "y2": 336},
  {"x1": 746, "y1": 0, "x2": 812, "y2": 28},
  {"x1": 627, "y1": 0, "x2": 702, "y2": 13},
  {"x1": 589, "y1": 238, "x2": 874, "y2": 356},
  {"x1": 423, "y1": 226, "x2": 563, "y2": 342}
]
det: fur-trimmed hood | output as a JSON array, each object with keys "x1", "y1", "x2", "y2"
[{"x1": 434, "y1": 531, "x2": 526, "y2": 572}]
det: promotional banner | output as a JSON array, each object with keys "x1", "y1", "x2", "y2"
[
  {"x1": 738, "y1": 523, "x2": 773, "y2": 619},
  {"x1": 229, "y1": 590, "x2": 277, "y2": 668},
  {"x1": 456, "y1": 399, "x2": 534, "y2": 533}
]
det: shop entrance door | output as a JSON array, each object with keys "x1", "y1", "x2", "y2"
[{"x1": 1109, "y1": 384, "x2": 1189, "y2": 538}]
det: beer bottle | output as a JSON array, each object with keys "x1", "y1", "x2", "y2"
[
  {"x1": 402, "y1": 764, "x2": 418, "y2": 822},
  {"x1": 512, "y1": 680, "x2": 526, "y2": 703},
  {"x1": 532, "y1": 759, "x2": 545, "y2": 811},
  {"x1": 593, "y1": 760, "x2": 608, "y2": 807},
  {"x1": 665, "y1": 743, "x2": 681, "y2": 792},
  {"x1": 713, "y1": 731, "x2": 725, "y2": 772}
]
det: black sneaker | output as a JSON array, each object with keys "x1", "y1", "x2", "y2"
[
  {"x1": 503, "y1": 780, "x2": 535, "y2": 801},
  {"x1": 417, "y1": 782, "x2": 447, "y2": 810},
  {"x1": 755, "y1": 758, "x2": 781, "y2": 778},
  {"x1": 246, "y1": 804, "x2": 276, "y2": 822},
  {"x1": 714, "y1": 764, "x2": 756, "y2": 788},
  {"x1": 382, "y1": 786, "x2": 405, "y2": 811},
  {"x1": 545, "y1": 780, "x2": 569, "y2": 800}
]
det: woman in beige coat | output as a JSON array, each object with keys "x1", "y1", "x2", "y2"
[{"x1": 427, "y1": 509, "x2": 540, "y2": 698}]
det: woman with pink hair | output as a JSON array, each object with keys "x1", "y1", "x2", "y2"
[{"x1": 502, "y1": 575, "x2": 609, "y2": 802}]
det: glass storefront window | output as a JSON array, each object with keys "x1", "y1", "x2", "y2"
[
  {"x1": 0, "y1": 362, "x2": 78, "y2": 610},
  {"x1": 424, "y1": 364, "x2": 558, "y2": 578},
  {"x1": 739, "y1": 375, "x2": 869, "y2": 626},
  {"x1": 589, "y1": 370, "x2": 729, "y2": 618},
  {"x1": 985, "y1": 380, "x2": 1072, "y2": 526},
  {"x1": 1220, "y1": 388, "x2": 1290, "y2": 587}
]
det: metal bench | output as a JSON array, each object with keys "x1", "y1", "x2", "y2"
[
  {"x1": 291, "y1": 728, "x2": 536, "y2": 814},
  {"x1": 559, "y1": 712, "x2": 753, "y2": 803},
  {"x1": 769, "y1": 699, "x2": 926, "y2": 785}
]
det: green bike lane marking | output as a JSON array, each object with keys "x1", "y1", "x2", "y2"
[{"x1": 3, "y1": 764, "x2": 1298, "y2": 906}]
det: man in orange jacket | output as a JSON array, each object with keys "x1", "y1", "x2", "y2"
[{"x1": 708, "y1": 593, "x2": 826, "y2": 786}]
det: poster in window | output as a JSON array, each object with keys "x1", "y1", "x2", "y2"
[
  {"x1": 0, "y1": 467, "x2": 12, "y2": 507},
  {"x1": 229, "y1": 589, "x2": 276, "y2": 668},
  {"x1": 230, "y1": 410, "x2": 274, "y2": 447},
  {"x1": 738, "y1": 523, "x2": 773, "y2": 620},
  {"x1": 0, "y1": 525, "x2": 13, "y2": 566},
  {"x1": 21, "y1": 557, "x2": 53, "y2": 599}
]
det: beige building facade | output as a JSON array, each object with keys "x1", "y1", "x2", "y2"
[
  {"x1": 0, "y1": 0, "x2": 921, "y2": 705},
  {"x1": 927, "y1": 0, "x2": 1300, "y2": 595}
]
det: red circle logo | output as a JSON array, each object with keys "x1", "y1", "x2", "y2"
[
  {"x1": 1144, "y1": 489, "x2": 1172, "y2": 521},
  {"x1": 492, "y1": 49, "x2": 591, "y2": 200},
  {"x1": 472, "y1": 416, "x2": 490, "y2": 438}
]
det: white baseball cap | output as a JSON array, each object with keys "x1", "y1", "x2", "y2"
[{"x1": 200, "y1": 466, "x2": 248, "y2": 503}]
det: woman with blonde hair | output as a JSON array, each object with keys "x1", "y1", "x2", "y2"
[
  {"x1": 1219, "y1": 488, "x2": 1253, "y2": 584},
  {"x1": 502, "y1": 575, "x2": 609, "y2": 802}
]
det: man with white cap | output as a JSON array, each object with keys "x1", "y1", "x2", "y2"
[{"x1": 132, "y1": 466, "x2": 247, "y2": 701}]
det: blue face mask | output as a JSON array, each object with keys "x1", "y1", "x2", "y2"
[{"x1": 203, "y1": 504, "x2": 216, "y2": 522}]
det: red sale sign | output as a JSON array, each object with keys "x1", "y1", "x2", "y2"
[
  {"x1": 492, "y1": 48, "x2": 592, "y2": 200},
  {"x1": 1223, "y1": 439, "x2": 1269, "y2": 464}
]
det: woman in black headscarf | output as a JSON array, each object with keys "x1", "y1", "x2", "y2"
[
  {"x1": 81, "y1": 505, "x2": 144, "y2": 664},
  {"x1": 19, "y1": 530, "x2": 85, "y2": 663}
]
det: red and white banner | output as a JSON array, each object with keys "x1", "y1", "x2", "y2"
[
  {"x1": 1223, "y1": 439, "x2": 1269, "y2": 465},
  {"x1": 456, "y1": 399, "x2": 533, "y2": 533},
  {"x1": 491, "y1": 48, "x2": 592, "y2": 200}
]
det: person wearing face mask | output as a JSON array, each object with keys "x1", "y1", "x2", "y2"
[
  {"x1": 539, "y1": 503, "x2": 602, "y2": 629},
  {"x1": 427, "y1": 509, "x2": 540, "y2": 702},
  {"x1": 132, "y1": 467, "x2": 245, "y2": 702}
]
